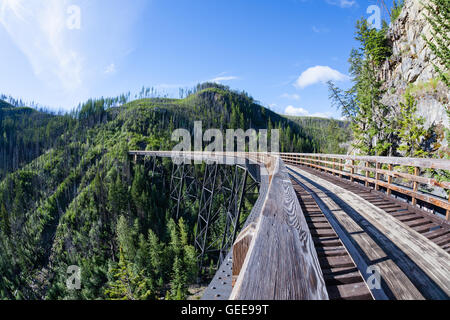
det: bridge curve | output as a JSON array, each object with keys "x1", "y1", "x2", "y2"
[{"x1": 129, "y1": 151, "x2": 450, "y2": 300}]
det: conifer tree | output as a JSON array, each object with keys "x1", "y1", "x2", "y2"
[
  {"x1": 422, "y1": 0, "x2": 450, "y2": 86},
  {"x1": 0, "y1": 203, "x2": 10, "y2": 236},
  {"x1": 397, "y1": 93, "x2": 429, "y2": 158},
  {"x1": 147, "y1": 229, "x2": 164, "y2": 281},
  {"x1": 105, "y1": 247, "x2": 152, "y2": 300},
  {"x1": 116, "y1": 215, "x2": 137, "y2": 260},
  {"x1": 170, "y1": 256, "x2": 188, "y2": 300},
  {"x1": 329, "y1": 19, "x2": 394, "y2": 156}
]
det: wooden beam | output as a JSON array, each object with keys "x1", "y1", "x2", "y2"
[
  {"x1": 365, "y1": 162, "x2": 370, "y2": 188},
  {"x1": 446, "y1": 194, "x2": 450, "y2": 221},
  {"x1": 351, "y1": 160, "x2": 355, "y2": 182},
  {"x1": 278, "y1": 153, "x2": 450, "y2": 171},
  {"x1": 375, "y1": 162, "x2": 381, "y2": 191},
  {"x1": 232, "y1": 223, "x2": 257, "y2": 287},
  {"x1": 289, "y1": 166, "x2": 450, "y2": 298},
  {"x1": 230, "y1": 158, "x2": 329, "y2": 300},
  {"x1": 387, "y1": 164, "x2": 393, "y2": 196},
  {"x1": 412, "y1": 167, "x2": 419, "y2": 207}
]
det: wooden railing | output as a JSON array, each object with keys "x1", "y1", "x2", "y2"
[
  {"x1": 230, "y1": 156, "x2": 328, "y2": 300},
  {"x1": 130, "y1": 151, "x2": 450, "y2": 299},
  {"x1": 129, "y1": 151, "x2": 329, "y2": 300},
  {"x1": 279, "y1": 153, "x2": 450, "y2": 221}
]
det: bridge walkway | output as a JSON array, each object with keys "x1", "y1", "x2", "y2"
[{"x1": 288, "y1": 164, "x2": 450, "y2": 300}]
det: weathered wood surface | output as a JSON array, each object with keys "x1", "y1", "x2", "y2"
[
  {"x1": 293, "y1": 183, "x2": 373, "y2": 300},
  {"x1": 230, "y1": 158, "x2": 329, "y2": 300},
  {"x1": 284, "y1": 155, "x2": 450, "y2": 189},
  {"x1": 290, "y1": 170, "x2": 423, "y2": 300},
  {"x1": 129, "y1": 151, "x2": 276, "y2": 175},
  {"x1": 280, "y1": 154, "x2": 450, "y2": 213},
  {"x1": 131, "y1": 151, "x2": 328, "y2": 300},
  {"x1": 288, "y1": 165, "x2": 450, "y2": 299},
  {"x1": 280, "y1": 153, "x2": 450, "y2": 171},
  {"x1": 232, "y1": 223, "x2": 257, "y2": 287}
]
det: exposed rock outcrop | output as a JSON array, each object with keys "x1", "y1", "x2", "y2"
[{"x1": 378, "y1": 0, "x2": 449, "y2": 151}]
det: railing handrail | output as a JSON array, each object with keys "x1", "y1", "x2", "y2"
[
  {"x1": 130, "y1": 151, "x2": 450, "y2": 170},
  {"x1": 279, "y1": 153, "x2": 450, "y2": 220},
  {"x1": 130, "y1": 150, "x2": 450, "y2": 299},
  {"x1": 230, "y1": 156, "x2": 328, "y2": 300},
  {"x1": 129, "y1": 151, "x2": 329, "y2": 300},
  {"x1": 278, "y1": 153, "x2": 450, "y2": 171}
]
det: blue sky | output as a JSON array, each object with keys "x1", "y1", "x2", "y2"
[{"x1": 0, "y1": 0, "x2": 394, "y2": 118}]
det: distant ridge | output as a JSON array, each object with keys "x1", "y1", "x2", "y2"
[{"x1": 0, "y1": 99, "x2": 14, "y2": 109}]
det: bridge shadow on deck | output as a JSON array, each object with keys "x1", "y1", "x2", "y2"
[{"x1": 288, "y1": 167, "x2": 449, "y2": 300}]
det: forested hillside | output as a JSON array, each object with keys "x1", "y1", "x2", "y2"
[
  {"x1": 286, "y1": 117, "x2": 352, "y2": 154},
  {"x1": 328, "y1": 0, "x2": 449, "y2": 159},
  {"x1": 0, "y1": 83, "x2": 350, "y2": 300}
]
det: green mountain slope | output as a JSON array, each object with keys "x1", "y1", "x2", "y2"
[
  {"x1": 0, "y1": 101, "x2": 74, "y2": 179},
  {"x1": 0, "y1": 99, "x2": 14, "y2": 109},
  {"x1": 0, "y1": 84, "x2": 351, "y2": 300},
  {"x1": 286, "y1": 116, "x2": 352, "y2": 154}
]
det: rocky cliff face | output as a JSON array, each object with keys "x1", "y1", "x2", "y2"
[{"x1": 378, "y1": 0, "x2": 449, "y2": 151}]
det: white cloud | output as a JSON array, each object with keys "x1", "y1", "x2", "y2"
[
  {"x1": 0, "y1": 0, "x2": 83, "y2": 91},
  {"x1": 284, "y1": 106, "x2": 309, "y2": 116},
  {"x1": 209, "y1": 76, "x2": 238, "y2": 83},
  {"x1": 326, "y1": 0, "x2": 357, "y2": 8},
  {"x1": 294, "y1": 66, "x2": 348, "y2": 89},
  {"x1": 105, "y1": 63, "x2": 116, "y2": 75},
  {"x1": 312, "y1": 26, "x2": 330, "y2": 33},
  {"x1": 284, "y1": 105, "x2": 333, "y2": 118},
  {"x1": 281, "y1": 93, "x2": 301, "y2": 100}
]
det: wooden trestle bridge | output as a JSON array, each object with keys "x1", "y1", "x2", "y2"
[{"x1": 129, "y1": 151, "x2": 450, "y2": 300}]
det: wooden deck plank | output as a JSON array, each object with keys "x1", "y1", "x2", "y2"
[
  {"x1": 414, "y1": 223, "x2": 440, "y2": 234},
  {"x1": 291, "y1": 173, "x2": 424, "y2": 300},
  {"x1": 327, "y1": 282, "x2": 374, "y2": 300},
  {"x1": 288, "y1": 166, "x2": 450, "y2": 299},
  {"x1": 404, "y1": 218, "x2": 433, "y2": 228},
  {"x1": 231, "y1": 159, "x2": 329, "y2": 300},
  {"x1": 424, "y1": 228, "x2": 449, "y2": 240}
]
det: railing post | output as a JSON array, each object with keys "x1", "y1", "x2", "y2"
[
  {"x1": 446, "y1": 194, "x2": 449, "y2": 221},
  {"x1": 375, "y1": 162, "x2": 381, "y2": 191},
  {"x1": 332, "y1": 157, "x2": 335, "y2": 175},
  {"x1": 365, "y1": 162, "x2": 370, "y2": 188},
  {"x1": 232, "y1": 223, "x2": 257, "y2": 287},
  {"x1": 412, "y1": 167, "x2": 419, "y2": 206},
  {"x1": 387, "y1": 164, "x2": 393, "y2": 196},
  {"x1": 339, "y1": 159, "x2": 343, "y2": 178},
  {"x1": 350, "y1": 160, "x2": 355, "y2": 182}
]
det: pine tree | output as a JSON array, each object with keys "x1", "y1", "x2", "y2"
[
  {"x1": 105, "y1": 247, "x2": 152, "y2": 300},
  {"x1": 397, "y1": 93, "x2": 429, "y2": 158},
  {"x1": 167, "y1": 218, "x2": 181, "y2": 257},
  {"x1": 178, "y1": 218, "x2": 197, "y2": 282},
  {"x1": 116, "y1": 215, "x2": 137, "y2": 260},
  {"x1": 170, "y1": 256, "x2": 187, "y2": 300},
  {"x1": 147, "y1": 229, "x2": 164, "y2": 281},
  {"x1": 0, "y1": 203, "x2": 10, "y2": 236},
  {"x1": 422, "y1": 0, "x2": 450, "y2": 86},
  {"x1": 329, "y1": 19, "x2": 394, "y2": 156}
]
